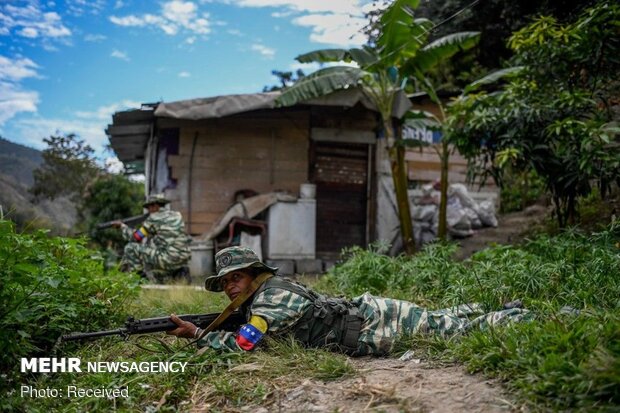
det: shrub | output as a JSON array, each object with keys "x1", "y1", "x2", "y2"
[{"x1": 0, "y1": 220, "x2": 140, "y2": 379}]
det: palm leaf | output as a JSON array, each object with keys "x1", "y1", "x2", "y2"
[
  {"x1": 463, "y1": 66, "x2": 524, "y2": 94},
  {"x1": 296, "y1": 47, "x2": 377, "y2": 66},
  {"x1": 404, "y1": 31, "x2": 480, "y2": 74},
  {"x1": 275, "y1": 66, "x2": 367, "y2": 107},
  {"x1": 404, "y1": 110, "x2": 441, "y2": 130},
  {"x1": 377, "y1": 0, "x2": 431, "y2": 64}
]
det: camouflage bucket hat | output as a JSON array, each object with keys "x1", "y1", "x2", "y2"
[
  {"x1": 204, "y1": 246, "x2": 277, "y2": 292},
  {"x1": 143, "y1": 193, "x2": 171, "y2": 207}
]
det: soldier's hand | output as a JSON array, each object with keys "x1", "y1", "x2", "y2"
[
  {"x1": 167, "y1": 314, "x2": 199, "y2": 338},
  {"x1": 110, "y1": 220, "x2": 123, "y2": 229}
]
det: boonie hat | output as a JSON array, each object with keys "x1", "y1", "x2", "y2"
[
  {"x1": 204, "y1": 246, "x2": 277, "y2": 292},
  {"x1": 143, "y1": 193, "x2": 170, "y2": 207}
]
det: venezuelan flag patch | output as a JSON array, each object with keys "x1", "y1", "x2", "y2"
[
  {"x1": 133, "y1": 226, "x2": 148, "y2": 241},
  {"x1": 236, "y1": 315, "x2": 267, "y2": 351}
]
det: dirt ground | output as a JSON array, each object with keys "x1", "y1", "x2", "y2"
[{"x1": 242, "y1": 358, "x2": 516, "y2": 413}]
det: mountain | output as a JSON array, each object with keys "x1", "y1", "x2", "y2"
[
  {"x1": 0, "y1": 137, "x2": 43, "y2": 186},
  {"x1": 0, "y1": 137, "x2": 77, "y2": 234}
]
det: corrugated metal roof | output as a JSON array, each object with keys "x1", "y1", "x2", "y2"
[
  {"x1": 107, "y1": 88, "x2": 412, "y2": 168},
  {"x1": 153, "y1": 88, "x2": 411, "y2": 120}
]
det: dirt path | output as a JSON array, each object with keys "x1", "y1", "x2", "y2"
[{"x1": 259, "y1": 358, "x2": 515, "y2": 413}]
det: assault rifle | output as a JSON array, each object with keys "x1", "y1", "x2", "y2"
[
  {"x1": 62, "y1": 311, "x2": 245, "y2": 342},
  {"x1": 96, "y1": 213, "x2": 149, "y2": 230}
]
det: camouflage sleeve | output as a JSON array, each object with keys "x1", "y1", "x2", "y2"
[
  {"x1": 120, "y1": 223, "x2": 137, "y2": 242},
  {"x1": 196, "y1": 331, "x2": 241, "y2": 351},
  {"x1": 121, "y1": 222, "x2": 150, "y2": 243},
  {"x1": 195, "y1": 289, "x2": 312, "y2": 352}
]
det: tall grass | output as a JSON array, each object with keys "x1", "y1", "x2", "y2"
[
  {"x1": 5, "y1": 223, "x2": 619, "y2": 411},
  {"x1": 318, "y1": 223, "x2": 620, "y2": 411},
  {"x1": 6, "y1": 285, "x2": 354, "y2": 412}
]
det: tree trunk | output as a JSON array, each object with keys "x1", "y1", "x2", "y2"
[
  {"x1": 386, "y1": 120, "x2": 416, "y2": 255},
  {"x1": 438, "y1": 140, "x2": 449, "y2": 240}
]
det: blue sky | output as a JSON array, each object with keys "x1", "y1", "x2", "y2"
[{"x1": 1, "y1": 0, "x2": 377, "y2": 165}]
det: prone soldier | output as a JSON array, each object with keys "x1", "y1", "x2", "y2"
[{"x1": 167, "y1": 246, "x2": 531, "y2": 355}]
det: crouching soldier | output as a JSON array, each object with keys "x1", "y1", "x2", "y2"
[
  {"x1": 167, "y1": 247, "x2": 531, "y2": 356},
  {"x1": 112, "y1": 194, "x2": 191, "y2": 281}
]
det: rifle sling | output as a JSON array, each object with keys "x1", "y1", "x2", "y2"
[{"x1": 194, "y1": 271, "x2": 274, "y2": 346}]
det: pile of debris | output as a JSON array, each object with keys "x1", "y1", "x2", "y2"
[{"x1": 412, "y1": 183, "x2": 498, "y2": 246}]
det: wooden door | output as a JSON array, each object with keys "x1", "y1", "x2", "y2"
[{"x1": 311, "y1": 141, "x2": 370, "y2": 260}]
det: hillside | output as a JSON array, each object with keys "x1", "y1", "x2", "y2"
[
  {"x1": 0, "y1": 137, "x2": 77, "y2": 234},
  {"x1": 0, "y1": 137, "x2": 42, "y2": 186}
]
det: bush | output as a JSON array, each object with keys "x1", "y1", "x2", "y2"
[{"x1": 0, "y1": 220, "x2": 140, "y2": 379}]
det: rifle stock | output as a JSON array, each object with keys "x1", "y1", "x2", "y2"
[
  {"x1": 96, "y1": 213, "x2": 149, "y2": 230},
  {"x1": 62, "y1": 311, "x2": 245, "y2": 341}
]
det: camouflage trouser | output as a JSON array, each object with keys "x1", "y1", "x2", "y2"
[
  {"x1": 353, "y1": 293, "x2": 532, "y2": 355},
  {"x1": 121, "y1": 243, "x2": 190, "y2": 278}
]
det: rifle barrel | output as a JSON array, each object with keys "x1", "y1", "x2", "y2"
[{"x1": 61, "y1": 328, "x2": 128, "y2": 341}]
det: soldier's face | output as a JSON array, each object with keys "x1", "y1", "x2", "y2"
[
  {"x1": 146, "y1": 204, "x2": 160, "y2": 214},
  {"x1": 221, "y1": 270, "x2": 254, "y2": 301}
]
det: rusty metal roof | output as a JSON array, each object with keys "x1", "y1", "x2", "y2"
[{"x1": 107, "y1": 89, "x2": 411, "y2": 169}]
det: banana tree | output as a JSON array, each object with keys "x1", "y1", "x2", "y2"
[
  {"x1": 406, "y1": 67, "x2": 524, "y2": 239},
  {"x1": 276, "y1": 0, "x2": 479, "y2": 254}
]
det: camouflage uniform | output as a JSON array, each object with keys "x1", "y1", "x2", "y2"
[
  {"x1": 121, "y1": 208, "x2": 191, "y2": 276},
  {"x1": 198, "y1": 247, "x2": 531, "y2": 356}
]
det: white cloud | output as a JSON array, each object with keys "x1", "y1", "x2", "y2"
[
  {"x1": 293, "y1": 13, "x2": 367, "y2": 46},
  {"x1": 178, "y1": 71, "x2": 191, "y2": 77},
  {"x1": 0, "y1": 81, "x2": 39, "y2": 124},
  {"x1": 251, "y1": 43, "x2": 275, "y2": 59},
  {"x1": 110, "y1": 0, "x2": 211, "y2": 36},
  {"x1": 0, "y1": 55, "x2": 40, "y2": 81},
  {"x1": 288, "y1": 60, "x2": 359, "y2": 74},
  {"x1": 65, "y1": 0, "x2": 106, "y2": 16},
  {"x1": 1, "y1": 3, "x2": 71, "y2": 43},
  {"x1": 17, "y1": 27, "x2": 39, "y2": 38},
  {"x1": 110, "y1": 49, "x2": 130, "y2": 61},
  {"x1": 0, "y1": 55, "x2": 40, "y2": 125},
  {"x1": 220, "y1": 0, "x2": 377, "y2": 47},
  {"x1": 84, "y1": 33, "x2": 106, "y2": 42},
  {"x1": 231, "y1": 0, "x2": 361, "y2": 14},
  {"x1": 104, "y1": 156, "x2": 125, "y2": 173},
  {"x1": 74, "y1": 99, "x2": 141, "y2": 121},
  {"x1": 227, "y1": 28, "x2": 242, "y2": 36},
  {"x1": 10, "y1": 100, "x2": 141, "y2": 155}
]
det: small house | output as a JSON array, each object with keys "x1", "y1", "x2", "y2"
[{"x1": 107, "y1": 89, "x2": 411, "y2": 271}]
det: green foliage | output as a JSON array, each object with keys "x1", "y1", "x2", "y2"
[
  {"x1": 453, "y1": 313, "x2": 620, "y2": 411},
  {"x1": 318, "y1": 224, "x2": 620, "y2": 410},
  {"x1": 0, "y1": 220, "x2": 140, "y2": 380},
  {"x1": 80, "y1": 174, "x2": 144, "y2": 249},
  {"x1": 499, "y1": 169, "x2": 546, "y2": 213},
  {"x1": 449, "y1": 2, "x2": 620, "y2": 227},
  {"x1": 30, "y1": 134, "x2": 101, "y2": 202},
  {"x1": 7, "y1": 292, "x2": 354, "y2": 412},
  {"x1": 416, "y1": 0, "x2": 599, "y2": 73},
  {"x1": 317, "y1": 242, "x2": 462, "y2": 306}
]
